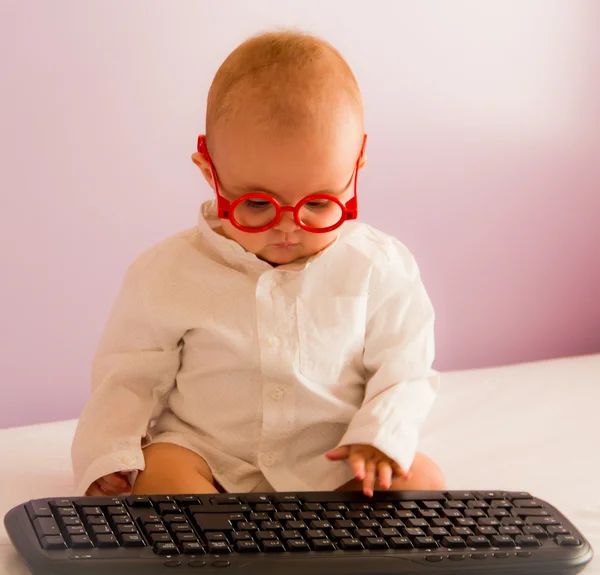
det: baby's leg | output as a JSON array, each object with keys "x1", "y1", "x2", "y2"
[{"x1": 132, "y1": 442, "x2": 220, "y2": 495}]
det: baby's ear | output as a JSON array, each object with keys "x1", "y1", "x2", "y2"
[{"x1": 191, "y1": 151, "x2": 216, "y2": 190}]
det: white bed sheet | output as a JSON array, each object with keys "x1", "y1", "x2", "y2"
[{"x1": 1, "y1": 353, "x2": 598, "y2": 574}]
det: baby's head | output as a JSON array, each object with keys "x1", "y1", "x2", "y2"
[{"x1": 192, "y1": 30, "x2": 366, "y2": 265}]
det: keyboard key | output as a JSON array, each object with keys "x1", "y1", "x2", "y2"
[
  {"x1": 523, "y1": 525, "x2": 549, "y2": 538},
  {"x1": 389, "y1": 537, "x2": 413, "y2": 549},
  {"x1": 96, "y1": 534, "x2": 119, "y2": 547},
  {"x1": 330, "y1": 529, "x2": 352, "y2": 540},
  {"x1": 66, "y1": 525, "x2": 86, "y2": 536},
  {"x1": 256, "y1": 531, "x2": 277, "y2": 540},
  {"x1": 237, "y1": 522, "x2": 258, "y2": 532},
  {"x1": 455, "y1": 518, "x2": 477, "y2": 527},
  {"x1": 280, "y1": 530, "x2": 302, "y2": 540},
  {"x1": 236, "y1": 540, "x2": 260, "y2": 553},
  {"x1": 311, "y1": 538, "x2": 336, "y2": 551},
  {"x1": 446, "y1": 492, "x2": 475, "y2": 500},
  {"x1": 414, "y1": 537, "x2": 438, "y2": 549},
  {"x1": 126, "y1": 496, "x2": 153, "y2": 507},
  {"x1": 491, "y1": 535, "x2": 516, "y2": 547},
  {"x1": 449, "y1": 554, "x2": 466, "y2": 561},
  {"x1": 116, "y1": 524, "x2": 138, "y2": 534},
  {"x1": 120, "y1": 534, "x2": 145, "y2": 547},
  {"x1": 81, "y1": 507, "x2": 103, "y2": 516},
  {"x1": 149, "y1": 533, "x2": 173, "y2": 545},
  {"x1": 261, "y1": 540, "x2": 286, "y2": 552},
  {"x1": 515, "y1": 535, "x2": 541, "y2": 547},
  {"x1": 498, "y1": 526, "x2": 522, "y2": 536},
  {"x1": 286, "y1": 520, "x2": 308, "y2": 531},
  {"x1": 365, "y1": 537, "x2": 388, "y2": 549},
  {"x1": 70, "y1": 534, "x2": 94, "y2": 548},
  {"x1": 425, "y1": 555, "x2": 443, "y2": 562},
  {"x1": 304, "y1": 503, "x2": 324, "y2": 512},
  {"x1": 309, "y1": 521, "x2": 331, "y2": 531},
  {"x1": 442, "y1": 536, "x2": 467, "y2": 548},
  {"x1": 466, "y1": 536, "x2": 491, "y2": 547},
  {"x1": 431, "y1": 518, "x2": 452, "y2": 528},
  {"x1": 275, "y1": 512, "x2": 296, "y2": 522},
  {"x1": 33, "y1": 517, "x2": 61, "y2": 537},
  {"x1": 556, "y1": 535, "x2": 582, "y2": 546},
  {"x1": 478, "y1": 518, "x2": 500, "y2": 527},
  {"x1": 182, "y1": 542, "x2": 205, "y2": 554},
  {"x1": 176, "y1": 533, "x2": 199, "y2": 544},
  {"x1": 40, "y1": 536, "x2": 67, "y2": 550},
  {"x1": 210, "y1": 495, "x2": 241, "y2": 505},
  {"x1": 26, "y1": 501, "x2": 53, "y2": 519},
  {"x1": 512, "y1": 508, "x2": 550, "y2": 517},
  {"x1": 475, "y1": 526, "x2": 498, "y2": 537},
  {"x1": 451, "y1": 527, "x2": 473, "y2": 537},
  {"x1": 355, "y1": 528, "x2": 376, "y2": 539},
  {"x1": 206, "y1": 533, "x2": 228, "y2": 542},
  {"x1": 286, "y1": 539, "x2": 310, "y2": 551},
  {"x1": 379, "y1": 527, "x2": 401, "y2": 538},
  {"x1": 407, "y1": 519, "x2": 429, "y2": 529},
  {"x1": 525, "y1": 517, "x2": 560, "y2": 526},
  {"x1": 62, "y1": 517, "x2": 83, "y2": 526},
  {"x1": 402, "y1": 528, "x2": 425, "y2": 538},
  {"x1": 513, "y1": 499, "x2": 543, "y2": 507},
  {"x1": 299, "y1": 512, "x2": 319, "y2": 522},
  {"x1": 333, "y1": 520, "x2": 355, "y2": 530},
  {"x1": 155, "y1": 542, "x2": 179, "y2": 555},
  {"x1": 547, "y1": 525, "x2": 570, "y2": 536},
  {"x1": 193, "y1": 514, "x2": 235, "y2": 532},
  {"x1": 261, "y1": 521, "x2": 283, "y2": 531},
  {"x1": 231, "y1": 531, "x2": 253, "y2": 541},
  {"x1": 174, "y1": 495, "x2": 199, "y2": 505},
  {"x1": 208, "y1": 541, "x2": 231, "y2": 554},
  {"x1": 427, "y1": 527, "x2": 449, "y2": 538},
  {"x1": 339, "y1": 538, "x2": 364, "y2": 550},
  {"x1": 464, "y1": 509, "x2": 486, "y2": 518},
  {"x1": 306, "y1": 529, "x2": 327, "y2": 540}
]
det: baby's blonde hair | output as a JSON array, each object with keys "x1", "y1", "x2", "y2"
[{"x1": 206, "y1": 30, "x2": 363, "y2": 145}]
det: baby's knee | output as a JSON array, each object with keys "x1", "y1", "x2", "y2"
[{"x1": 413, "y1": 452, "x2": 446, "y2": 491}]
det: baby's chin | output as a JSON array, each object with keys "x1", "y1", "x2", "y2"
[{"x1": 257, "y1": 244, "x2": 312, "y2": 266}]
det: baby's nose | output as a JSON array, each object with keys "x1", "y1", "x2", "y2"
[{"x1": 275, "y1": 210, "x2": 299, "y2": 232}]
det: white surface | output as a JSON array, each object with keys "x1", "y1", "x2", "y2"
[{"x1": 1, "y1": 353, "x2": 599, "y2": 574}]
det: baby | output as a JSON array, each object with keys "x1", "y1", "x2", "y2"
[{"x1": 71, "y1": 30, "x2": 445, "y2": 499}]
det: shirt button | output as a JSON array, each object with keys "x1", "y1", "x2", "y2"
[
  {"x1": 263, "y1": 453, "x2": 276, "y2": 467},
  {"x1": 268, "y1": 336, "x2": 281, "y2": 348},
  {"x1": 271, "y1": 387, "x2": 285, "y2": 401}
]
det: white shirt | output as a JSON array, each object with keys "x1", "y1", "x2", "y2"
[{"x1": 71, "y1": 200, "x2": 439, "y2": 495}]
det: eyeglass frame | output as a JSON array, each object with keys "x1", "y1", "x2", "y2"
[{"x1": 197, "y1": 134, "x2": 367, "y2": 234}]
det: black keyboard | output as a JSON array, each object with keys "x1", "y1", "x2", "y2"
[{"x1": 4, "y1": 490, "x2": 594, "y2": 575}]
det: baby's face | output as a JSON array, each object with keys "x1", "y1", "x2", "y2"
[{"x1": 194, "y1": 113, "x2": 365, "y2": 266}]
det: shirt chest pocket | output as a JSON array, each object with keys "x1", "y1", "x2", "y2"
[{"x1": 296, "y1": 295, "x2": 368, "y2": 381}]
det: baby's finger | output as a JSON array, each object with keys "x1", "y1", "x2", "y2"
[
  {"x1": 377, "y1": 460, "x2": 393, "y2": 490},
  {"x1": 85, "y1": 482, "x2": 106, "y2": 497},
  {"x1": 363, "y1": 459, "x2": 378, "y2": 497},
  {"x1": 104, "y1": 473, "x2": 130, "y2": 489},
  {"x1": 349, "y1": 453, "x2": 366, "y2": 480},
  {"x1": 392, "y1": 462, "x2": 412, "y2": 480},
  {"x1": 97, "y1": 478, "x2": 123, "y2": 495}
]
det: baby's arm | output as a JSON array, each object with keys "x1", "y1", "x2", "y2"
[
  {"x1": 71, "y1": 251, "x2": 184, "y2": 495},
  {"x1": 334, "y1": 239, "x2": 439, "y2": 478}
]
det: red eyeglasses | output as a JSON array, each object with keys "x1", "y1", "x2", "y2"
[{"x1": 197, "y1": 134, "x2": 367, "y2": 234}]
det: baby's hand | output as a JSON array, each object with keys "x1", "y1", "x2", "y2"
[
  {"x1": 325, "y1": 444, "x2": 411, "y2": 497},
  {"x1": 86, "y1": 472, "x2": 131, "y2": 497}
]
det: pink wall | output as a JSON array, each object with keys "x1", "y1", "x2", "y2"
[{"x1": 1, "y1": 1, "x2": 599, "y2": 428}]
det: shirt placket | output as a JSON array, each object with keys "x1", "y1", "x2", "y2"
[{"x1": 255, "y1": 269, "x2": 298, "y2": 480}]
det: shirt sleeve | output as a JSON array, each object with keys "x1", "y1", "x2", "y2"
[
  {"x1": 336, "y1": 239, "x2": 440, "y2": 473},
  {"x1": 71, "y1": 250, "x2": 184, "y2": 495}
]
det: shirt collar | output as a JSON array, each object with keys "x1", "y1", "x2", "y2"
[{"x1": 196, "y1": 199, "x2": 340, "y2": 273}]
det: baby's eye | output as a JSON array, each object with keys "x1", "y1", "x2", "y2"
[
  {"x1": 305, "y1": 200, "x2": 331, "y2": 209},
  {"x1": 244, "y1": 199, "x2": 272, "y2": 209}
]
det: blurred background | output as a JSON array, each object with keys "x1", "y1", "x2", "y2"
[{"x1": 1, "y1": 0, "x2": 599, "y2": 428}]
